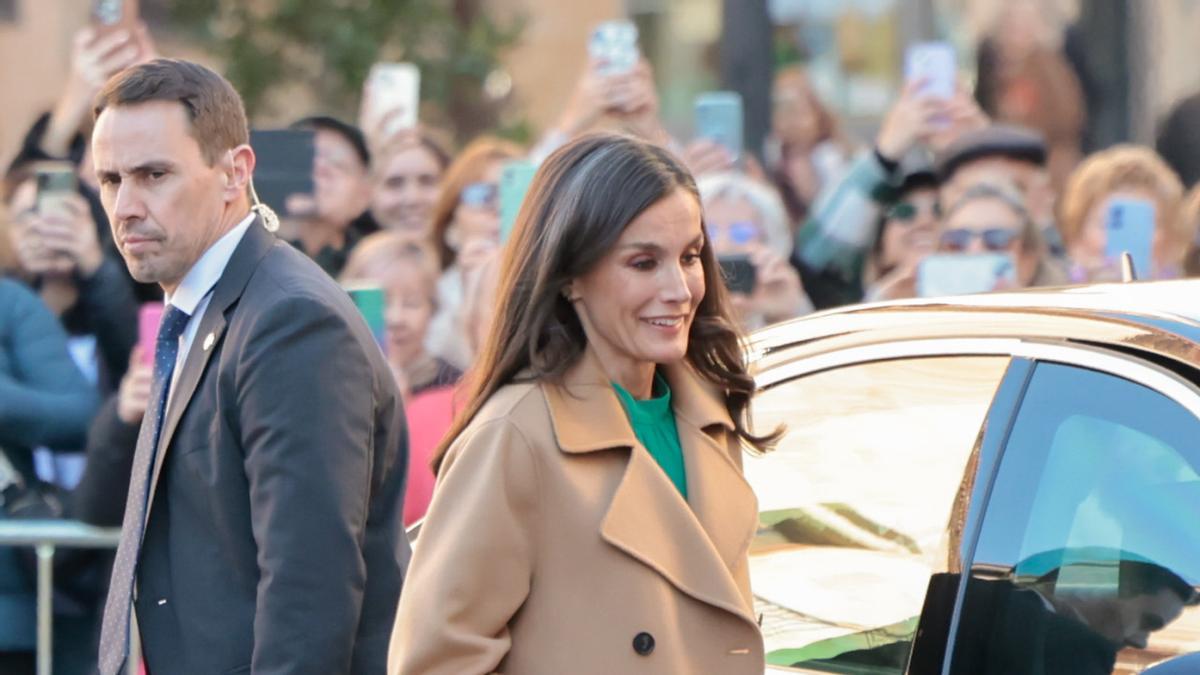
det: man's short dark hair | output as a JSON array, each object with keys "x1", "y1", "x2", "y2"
[
  {"x1": 292, "y1": 116, "x2": 371, "y2": 168},
  {"x1": 93, "y1": 58, "x2": 249, "y2": 166}
]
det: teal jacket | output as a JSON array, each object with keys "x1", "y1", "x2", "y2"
[
  {"x1": 792, "y1": 152, "x2": 900, "y2": 308},
  {"x1": 0, "y1": 277, "x2": 99, "y2": 649}
]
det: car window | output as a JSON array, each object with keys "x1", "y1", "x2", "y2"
[
  {"x1": 747, "y1": 356, "x2": 1010, "y2": 673},
  {"x1": 950, "y1": 362, "x2": 1200, "y2": 675}
]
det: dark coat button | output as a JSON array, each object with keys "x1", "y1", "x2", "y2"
[{"x1": 632, "y1": 631, "x2": 655, "y2": 656}]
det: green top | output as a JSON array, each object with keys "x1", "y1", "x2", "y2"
[{"x1": 612, "y1": 372, "x2": 688, "y2": 500}]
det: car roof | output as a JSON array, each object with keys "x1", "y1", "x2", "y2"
[
  {"x1": 750, "y1": 280, "x2": 1200, "y2": 371},
  {"x1": 901, "y1": 280, "x2": 1200, "y2": 326}
]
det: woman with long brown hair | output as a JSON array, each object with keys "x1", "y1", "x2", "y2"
[{"x1": 388, "y1": 133, "x2": 778, "y2": 674}]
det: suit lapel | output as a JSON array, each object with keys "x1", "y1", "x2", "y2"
[
  {"x1": 143, "y1": 219, "x2": 277, "y2": 525},
  {"x1": 544, "y1": 352, "x2": 759, "y2": 625}
]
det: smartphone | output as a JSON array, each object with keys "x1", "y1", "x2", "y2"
[
  {"x1": 34, "y1": 161, "x2": 78, "y2": 219},
  {"x1": 363, "y1": 63, "x2": 420, "y2": 138},
  {"x1": 250, "y1": 129, "x2": 315, "y2": 218},
  {"x1": 345, "y1": 283, "x2": 387, "y2": 356},
  {"x1": 718, "y1": 254, "x2": 757, "y2": 295},
  {"x1": 499, "y1": 159, "x2": 538, "y2": 244},
  {"x1": 904, "y1": 41, "x2": 956, "y2": 100},
  {"x1": 589, "y1": 20, "x2": 639, "y2": 76},
  {"x1": 917, "y1": 253, "x2": 1016, "y2": 298},
  {"x1": 695, "y1": 92, "x2": 744, "y2": 163},
  {"x1": 138, "y1": 302, "x2": 164, "y2": 367},
  {"x1": 1104, "y1": 197, "x2": 1155, "y2": 278},
  {"x1": 91, "y1": 0, "x2": 139, "y2": 36}
]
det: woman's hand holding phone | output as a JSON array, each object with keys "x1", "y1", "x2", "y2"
[
  {"x1": 876, "y1": 79, "x2": 949, "y2": 162},
  {"x1": 556, "y1": 57, "x2": 615, "y2": 137},
  {"x1": 748, "y1": 247, "x2": 810, "y2": 322},
  {"x1": 44, "y1": 23, "x2": 156, "y2": 158},
  {"x1": 34, "y1": 193, "x2": 103, "y2": 277}
]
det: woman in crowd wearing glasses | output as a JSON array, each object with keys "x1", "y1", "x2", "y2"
[
  {"x1": 861, "y1": 160, "x2": 943, "y2": 302},
  {"x1": 389, "y1": 133, "x2": 779, "y2": 675},
  {"x1": 697, "y1": 172, "x2": 812, "y2": 329},
  {"x1": 425, "y1": 136, "x2": 523, "y2": 369},
  {"x1": 936, "y1": 180, "x2": 1065, "y2": 290},
  {"x1": 791, "y1": 79, "x2": 977, "y2": 308}
]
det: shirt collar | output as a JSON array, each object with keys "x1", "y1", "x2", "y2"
[{"x1": 165, "y1": 212, "x2": 256, "y2": 314}]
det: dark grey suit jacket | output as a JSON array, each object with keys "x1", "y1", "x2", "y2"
[{"x1": 133, "y1": 218, "x2": 409, "y2": 674}]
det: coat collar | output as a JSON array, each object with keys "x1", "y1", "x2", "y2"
[
  {"x1": 543, "y1": 348, "x2": 735, "y2": 455},
  {"x1": 542, "y1": 348, "x2": 759, "y2": 626}
]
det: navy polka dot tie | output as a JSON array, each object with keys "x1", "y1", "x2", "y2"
[{"x1": 98, "y1": 304, "x2": 191, "y2": 675}]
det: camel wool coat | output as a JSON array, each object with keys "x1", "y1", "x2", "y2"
[{"x1": 388, "y1": 350, "x2": 765, "y2": 674}]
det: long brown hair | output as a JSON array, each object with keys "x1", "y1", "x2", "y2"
[{"x1": 433, "y1": 133, "x2": 780, "y2": 471}]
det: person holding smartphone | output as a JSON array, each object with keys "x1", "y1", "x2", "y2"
[
  {"x1": 935, "y1": 180, "x2": 1062, "y2": 291},
  {"x1": 792, "y1": 78, "x2": 977, "y2": 308},
  {"x1": 3, "y1": 163, "x2": 140, "y2": 392},
  {"x1": 860, "y1": 160, "x2": 942, "y2": 302},
  {"x1": 426, "y1": 137, "x2": 523, "y2": 370},
  {"x1": 530, "y1": 24, "x2": 671, "y2": 162},
  {"x1": 1059, "y1": 145, "x2": 1188, "y2": 282},
  {"x1": 697, "y1": 172, "x2": 811, "y2": 329}
]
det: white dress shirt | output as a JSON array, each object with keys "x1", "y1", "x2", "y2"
[{"x1": 163, "y1": 212, "x2": 257, "y2": 407}]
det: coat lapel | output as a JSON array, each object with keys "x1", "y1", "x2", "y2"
[
  {"x1": 143, "y1": 219, "x2": 277, "y2": 525},
  {"x1": 542, "y1": 351, "x2": 759, "y2": 624}
]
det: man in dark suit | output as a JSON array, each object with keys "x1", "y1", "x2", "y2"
[{"x1": 90, "y1": 58, "x2": 409, "y2": 674}]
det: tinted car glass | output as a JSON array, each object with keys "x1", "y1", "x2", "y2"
[
  {"x1": 748, "y1": 356, "x2": 1010, "y2": 672},
  {"x1": 950, "y1": 362, "x2": 1200, "y2": 675}
]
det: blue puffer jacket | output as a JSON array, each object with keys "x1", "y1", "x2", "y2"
[{"x1": 0, "y1": 278, "x2": 99, "y2": 649}]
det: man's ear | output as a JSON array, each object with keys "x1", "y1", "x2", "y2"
[{"x1": 223, "y1": 144, "x2": 256, "y2": 202}]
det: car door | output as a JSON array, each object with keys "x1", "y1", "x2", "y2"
[
  {"x1": 747, "y1": 342, "x2": 1018, "y2": 675},
  {"x1": 945, "y1": 346, "x2": 1200, "y2": 675}
]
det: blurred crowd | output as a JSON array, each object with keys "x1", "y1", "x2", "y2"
[{"x1": 4, "y1": 4, "x2": 1200, "y2": 671}]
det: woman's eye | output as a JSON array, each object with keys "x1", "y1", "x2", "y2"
[
  {"x1": 682, "y1": 253, "x2": 702, "y2": 265},
  {"x1": 631, "y1": 259, "x2": 656, "y2": 271}
]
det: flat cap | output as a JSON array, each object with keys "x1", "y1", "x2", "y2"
[{"x1": 935, "y1": 124, "x2": 1047, "y2": 180}]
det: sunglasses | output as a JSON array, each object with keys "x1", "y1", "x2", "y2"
[
  {"x1": 886, "y1": 201, "x2": 941, "y2": 222},
  {"x1": 460, "y1": 182, "x2": 499, "y2": 209},
  {"x1": 706, "y1": 221, "x2": 762, "y2": 246},
  {"x1": 939, "y1": 227, "x2": 1020, "y2": 252}
]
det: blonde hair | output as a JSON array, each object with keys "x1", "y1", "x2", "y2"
[
  {"x1": 340, "y1": 230, "x2": 440, "y2": 305},
  {"x1": 1059, "y1": 145, "x2": 1185, "y2": 250}
]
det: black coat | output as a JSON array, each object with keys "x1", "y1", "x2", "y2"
[{"x1": 131, "y1": 219, "x2": 410, "y2": 674}]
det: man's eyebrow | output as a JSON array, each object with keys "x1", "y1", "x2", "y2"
[{"x1": 130, "y1": 161, "x2": 175, "y2": 173}]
